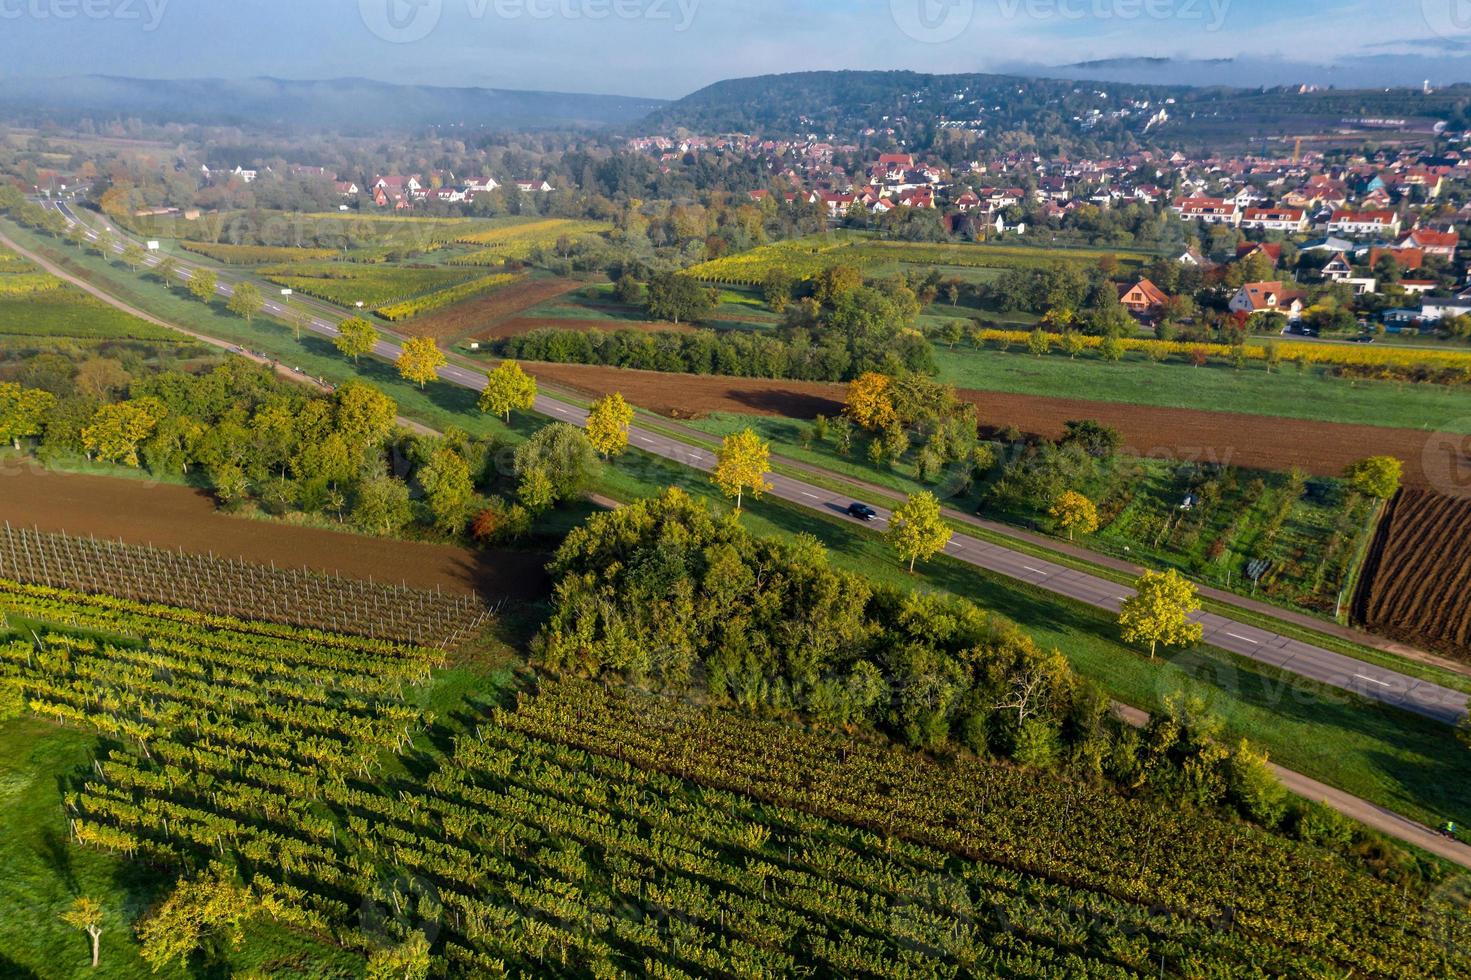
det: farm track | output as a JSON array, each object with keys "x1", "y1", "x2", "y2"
[
  {"x1": 1354, "y1": 489, "x2": 1471, "y2": 661},
  {"x1": 509, "y1": 361, "x2": 1452, "y2": 484}
]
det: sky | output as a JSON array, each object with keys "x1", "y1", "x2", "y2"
[{"x1": 1, "y1": 0, "x2": 1468, "y2": 98}]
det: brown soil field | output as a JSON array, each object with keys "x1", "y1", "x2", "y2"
[
  {"x1": 0, "y1": 464, "x2": 549, "y2": 600},
  {"x1": 519, "y1": 361, "x2": 1452, "y2": 483},
  {"x1": 398, "y1": 276, "x2": 581, "y2": 343},
  {"x1": 478, "y1": 316, "x2": 697, "y2": 341},
  {"x1": 1352, "y1": 488, "x2": 1471, "y2": 662}
]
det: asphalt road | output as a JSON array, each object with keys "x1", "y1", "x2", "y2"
[{"x1": 47, "y1": 201, "x2": 1470, "y2": 726}]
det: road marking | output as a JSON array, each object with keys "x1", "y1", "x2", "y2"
[
  {"x1": 1022, "y1": 565, "x2": 1046, "y2": 574},
  {"x1": 1354, "y1": 673, "x2": 1392, "y2": 688},
  {"x1": 1224, "y1": 631, "x2": 1259, "y2": 644},
  {"x1": 800, "y1": 491, "x2": 819, "y2": 500}
]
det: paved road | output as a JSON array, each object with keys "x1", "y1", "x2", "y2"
[
  {"x1": 16, "y1": 210, "x2": 1471, "y2": 867},
  {"x1": 45, "y1": 202, "x2": 1470, "y2": 726}
]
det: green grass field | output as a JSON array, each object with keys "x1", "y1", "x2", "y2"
[
  {"x1": 259, "y1": 262, "x2": 480, "y2": 309},
  {"x1": 934, "y1": 342, "x2": 1471, "y2": 432}
]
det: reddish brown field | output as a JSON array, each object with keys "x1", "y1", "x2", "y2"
[
  {"x1": 398, "y1": 276, "x2": 581, "y2": 343},
  {"x1": 1352, "y1": 488, "x2": 1471, "y2": 661},
  {"x1": 478, "y1": 317, "x2": 697, "y2": 341},
  {"x1": 0, "y1": 464, "x2": 549, "y2": 600},
  {"x1": 519, "y1": 361, "x2": 1448, "y2": 483}
]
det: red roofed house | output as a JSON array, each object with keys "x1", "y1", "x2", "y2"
[
  {"x1": 1398, "y1": 227, "x2": 1458, "y2": 258},
  {"x1": 1236, "y1": 242, "x2": 1283, "y2": 266},
  {"x1": 1327, "y1": 209, "x2": 1401, "y2": 237},
  {"x1": 1239, "y1": 207, "x2": 1307, "y2": 233},
  {"x1": 1172, "y1": 196, "x2": 1241, "y2": 226},
  {"x1": 1118, "y1": 277, "x2": 1170, "y2": 318},
  {"x1": 1368, "y1": 246, "x2": 1425, "y2": 272},
  {"x1": 1228, "y1": 281, "x2": 1306, "y2": 321}
]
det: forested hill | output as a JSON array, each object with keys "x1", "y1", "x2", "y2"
[
  {"x1": 639, "y1": 69, "x2": 1471, "y2": 153},
  {"x1": 0, "y1": 75, "x2": 668, "y2": 133}
]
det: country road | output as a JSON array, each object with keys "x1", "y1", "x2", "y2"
[
  {"x1": 12, "y1": 205, "x2": 1471, "y2": 868},
  {"x1": 39, "y1": 200, "x2": 1470, "y2": 726}
]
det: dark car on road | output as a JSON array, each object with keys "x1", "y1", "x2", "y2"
[{"x1": 846, "y1": 502, "x2": 877, "y2": 521}]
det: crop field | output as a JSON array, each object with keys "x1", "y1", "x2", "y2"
[
  {"x1": 397, "y1": 275, "x2": 583, "y2": 341},
  {"x1": 1, "y1": 588, "x2": 1462, "y2": 980},
  {"x1": 450, "y1": 217, "x2": 613, "y2": 262},
  {"x1": 259, "y1": 261, "x2": 482, "y2": 310},
  {"x1": 683, "y1": 233, "x2": 1152, "y2": 285},
  {"x1": 376, "y1": 271, "x2": 522, "y2": 321},
  {"x1": 1353, "y1": 488, "x2": 1471, "y2": 661},
  {"x1": 0, "y1": 245, "x2": 175, "y2": 339},
  {"x1": 178, "y1": 240, "x2": 339, "y2": 264}
]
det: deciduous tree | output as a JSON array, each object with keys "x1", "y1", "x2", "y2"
[
  {"x1": 479, "y1": 360, "x2": 537, "y2": 422},
  {"x1": 186, "y1": 268, "x2": 217, "y2": 304},
  {"x1": 513, "y1": 422, "x2": 597, "y2": 507},
  {"x1": 82, "y1": 399, "x2": 162, "y2": 467},
  {"x1": 1343, "y1": 455, "x2": 1401, "y2": 500},
  {"x1": 334, "y1": 316, "x2": 379, "y2": 364},
  {"x1": 712, "y1": 427, "x2": 771, "y2": 511},
  {"x1": 585, "y1": 391, "x2": 634, "y2": 458},
  {"x1": 419, "y1": 446, "x2": 474, "y2": 533},
  {"x1": 137, "y1": 865, "x2": 255, "y2": 973},
  {"x1": 1118, "y1": 568, "x2": 1204, "y2": 659},
  {"x1": 888, "y1": 490, "x2": 951, "y2": 572},
  {"x1": 0, "y1": 382, "x2": 55, "y2": 449},
  {"x1": 60, "y1": 897, "x2": 104, "y2": 969},
  {"x1": 397, "y1": 336, "x2": 446, "y2": 390},
  {"x1": 844, "y1": 371, "x2": 898, "y2": 431},
  {"x1": 1049, "y1": 490, "x2": 1099, "y2": 540},
  {"x1": 226, "y1": 281, "x2": 263, "y2": 323}
]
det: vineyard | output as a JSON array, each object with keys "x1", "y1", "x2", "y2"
[
  {"x1": 0, "y1": 246, "x2": 174, "y2": 340},
  {"x1": 1, "y1": 579, "x2": 1466, "y2": 980},
  {"x1": 178, "y1": 241, "x2": 340, "y2": 264},
  {"x1": 376, "y1": 271, "x2": 523, "y2": 322},
  {"x1": 258, "y1": 261, "x2": 482, "y2": 311},
  {"x1": 1353, "y1": 488, "x2": 1471, "y2": 662},
  {"x1": 450, "y1": 218, "x2": 613, "y2": 263},
  {"x1": 0, "y1": 525, "x2": 491, "y2": 647},
  {"x1": 683, "y1": 234, "x2": 1151, "y2": 286}
]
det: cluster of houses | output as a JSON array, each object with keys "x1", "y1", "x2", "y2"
[{"x1": 196, "y1": 163, "x2": 553, "y2": 210}]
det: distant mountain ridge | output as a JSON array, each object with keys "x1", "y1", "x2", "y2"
[{"x1": 0, "y1": 75, "x2": 667, "y2": 131}]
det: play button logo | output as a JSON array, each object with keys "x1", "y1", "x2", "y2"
[{"x1": 360, "y1": 0, "x2": 442, "y2": 43}]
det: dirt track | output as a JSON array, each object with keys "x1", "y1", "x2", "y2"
[
  {"x1": 478, "y1": 317, "x2": 696, "y2": 341},
  {"x1": 0, "y1": 464, "x2": 549, "y2": 600},
  {"x1": 519, "y1": 361, "x2": 1448, "y2": 484},
  {"x1": 399, "y1": 276, "x2": 582, "y2": 343}
]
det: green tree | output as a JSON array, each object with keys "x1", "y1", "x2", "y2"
[
  {"x1": 762, "y1": 268, "x2": 795, "y2": 313},
  {"x1": 1049, "y1": 490, "x2": 1099, "y2": 540},
  {"x1": 585, "y1": 391, "x2": 634, "y2": 458},
  {"x1": 1227, "y1": 738, "x2": 1289, "y2": 828},
  {"x1": 517, "y1": 464, "x2": 556, "y2": 513},
  {"x1": 712, "y1": 427, "x2": 771, "y2": 510},
  {"x1": 137, "y1": 865, "x2": 256, "y2": 973},
  {"x1": 0, "y1": 382, "x2": 56, "y2": 449},
  {"x1": 153, "y1": 256, "x2": 178, "y2": 288},
  {"x1": 82, "y1": 399, "x2": 162, "y2": 467},
  {"x1": 646, "y1": 272, "x2": 716, "y2": 324},
  {"x1": 1027, "y1": 328, "x2": 1052, "y2": 357},
  {"x1": 1098, "y1": 336, "x2": 1125, "y2": 363},
  {"x1": 334, "y1": 316, "x2": 379, "y2": 365},
  {"x1": 1343, "y1": 455, "x2": 1402, "y2": 499},
  {"x1": 226, "y1": 281, "x2": 263, "y2": 323},
  {"x1": 120, "y1": 241, "x2": 145, "y2": 271},
  {"x1": 1118, "y1": 568, "x2": 1204, "y2": 659},
  {"x1": 888, "y1": 490, "x2": 952, "y2": 572},
  {"x1": 186, "y1": 268, "x2": 217, "y2": 304},
  {"x1": 1060, "y1": 332, "x2": 1087, "y2": 359},
  {"x1": 397, "y1": 336, "x2": 446, "y2": 390},
  {"x1": 352, "y1": 475, "x2": 414, "y2": 535},
  {"x1": 513, "y1": 422, "x2": 598, "y2": 507},
  {"x1": 613, "y1": 273, "x2": 643, "y2": 305},
  {"x1": 479, "y1": 360, "x2": 538, "y2": 422},
  {"x1": 419, "y1": 446, "x2": 474, "y2": 533},
  {"x1": 60, "y1": 897, "x2": 105, "y2": 969}
]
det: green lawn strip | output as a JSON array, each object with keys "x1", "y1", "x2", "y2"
[
  {"x1": 641, "y1": 412, "x2": 1471, "y2": 695},
  {"x1": 933, "y1": 342, "x2": 1471, "y2": 433},
  {"x1": 0, "y1": 290, "x2": 177, "y2": 342}
]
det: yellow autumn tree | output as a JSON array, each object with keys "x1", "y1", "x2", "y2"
[
  {"x1": 1049, "y1": 490, "x2": 1099, "y2": 540},
  {"x1": 712, "y1": 427, "x2": 771, "y2": 511},
  {"x1": 888, "y1": 490, "x2": 952, "y2": 572},
  {"x1": 396, "y1": 336, "x2": 446, "y2": 390},
  {"x1": 334, "y1": 316, "x2": 379, "y2": 364},
  {"x1": 82, "y1": 398, "x2": 162, "y2": 467},
  {"x1": 479, "y1": 360, "x2": 538, "y2": 422},
  {"x1": 1118, "y1": 568, "x2": 1204, "y2": 660},
  {"x1": 585, "y1": 391, "x2": 634, "y2": 458},
  {"x1": 844, "y1": 371, "x2": 897, "y2": 431}
]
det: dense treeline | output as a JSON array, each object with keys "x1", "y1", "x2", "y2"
[{"x1": 536, "y1": 488, "x2": 1322, "y2": 837}]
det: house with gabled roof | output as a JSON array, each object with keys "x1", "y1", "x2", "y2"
[{"x1": 1228, "y1": 281, "x2": 1306, "y2": 320}]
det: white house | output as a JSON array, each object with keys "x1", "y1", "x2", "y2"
[
  {"x1": 1229, "y1": 281, "x2": 1305, "y2": 320},
  {"x1": 1327, "y1": 209, "x2": 1401, "y2": 238},
  {"x1": 1172, "y1": 196, "x2": 1241, "y2": 226},
  {"x1": 1239, "y1": 206, "x2": 1307, "y2": 233}
]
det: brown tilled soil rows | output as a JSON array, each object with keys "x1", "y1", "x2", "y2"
[
  {"x1": 398, "y1": 276, "x2": 582, "y2": 342},
  {"x1": 0, "y1": 465, "x2": 549, "y2": 600},
  {"x1": 1353, "y1": 488, "x2": 1471, "y2": 661},
  {"x1": 519, "y1": 362, "x2": 1448, "y2": 483},
  {"x1": 477, "y1": 317, "x2": 697, "y2": 341}
]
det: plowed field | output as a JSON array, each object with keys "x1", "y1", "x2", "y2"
[
  {"x1": 1353, "y1": 488, "x2": 1471, "y2": 661},
  {"x1": 517, "y1": 362, "x2": 1453, "y2": 483},
  {"x1": 477, "y1": 317, "x2": 696, "y2": 341},
  {"x1": 398, "y1": 276, "x2": 581, "y2": 342}
]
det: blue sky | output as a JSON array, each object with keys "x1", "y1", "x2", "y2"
[{"x1": 0, "y1": 0, "x2": 1463, "y2": 97}]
